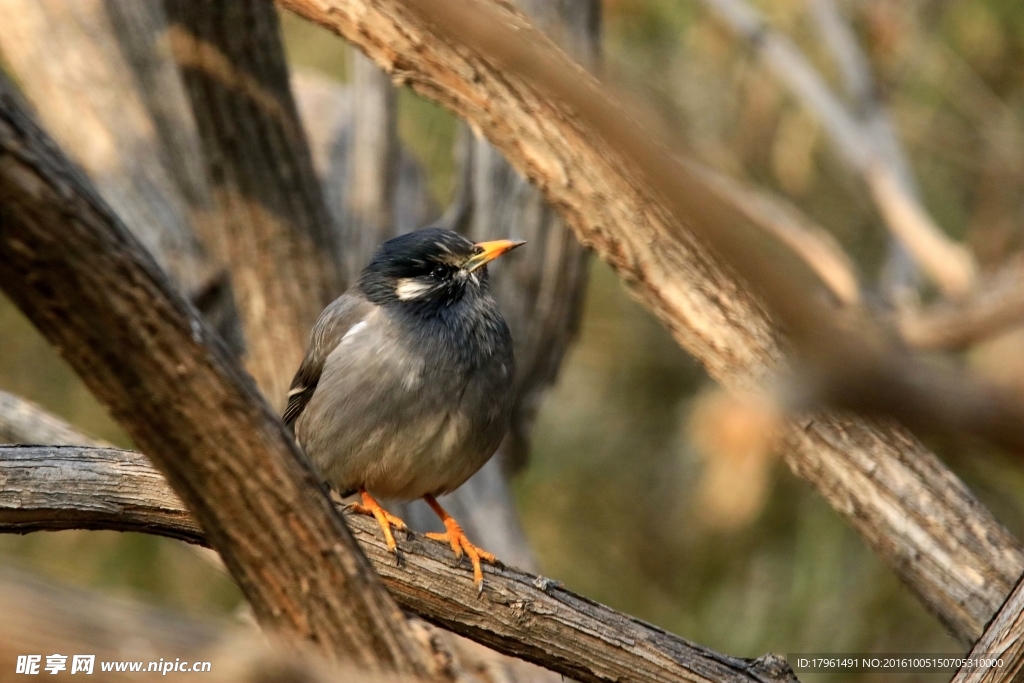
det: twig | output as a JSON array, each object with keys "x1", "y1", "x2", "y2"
[
  {"x1": 899, "y1": 261, "x2": 1024, "y2": 351},
  {"x1": 701, "y1": 0, "x2": 976, "y2": 297},
  {"x1": 0, "y1": 444, "x2": 798, "y2": 683},
  {"x1": 0, "y1": 390, "x2": 109, "y2": 447}
]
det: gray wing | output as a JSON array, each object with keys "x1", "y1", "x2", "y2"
[{"x1": 283, "y1": 293, "x2": 375, "y2": 428}]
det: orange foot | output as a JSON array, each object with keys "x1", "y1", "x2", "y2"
[
  {"x1": 423, "y1": 495, "x2": 498, "y2": 594},
  {"x1": 346, "y1": 488, "x2": 406, "y2": 557}
]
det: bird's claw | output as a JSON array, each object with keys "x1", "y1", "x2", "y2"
[
  {"x1": 344, "y1": 489, "x2": 407, "y2": 562},
  {"x1": 426, "y1": 520, "x2": 497, "y2": 594}
]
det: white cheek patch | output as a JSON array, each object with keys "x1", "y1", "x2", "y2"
[{"x1": 395, "y1": 278, "x2": 433, "y2": 300}]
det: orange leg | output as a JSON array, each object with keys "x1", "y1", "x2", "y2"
[
  {"x1": 423, "y1": 495, "x2": 497, "y2": 593},
  {"x1": 346, "y1": 488, "x2": 406, "y2": 556}
]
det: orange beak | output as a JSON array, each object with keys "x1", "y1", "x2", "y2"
[{"x1": 464, "y1": 239, "x2": 526, "y2": 273}]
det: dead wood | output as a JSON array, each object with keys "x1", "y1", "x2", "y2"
[{"x1": 0, "y1": 444, "x2": 799, "y2": 683}]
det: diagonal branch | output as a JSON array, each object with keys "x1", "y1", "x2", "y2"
[
  {"x1": 950, "y1": 571, "x2": 1024, "y2": 683},
  {"x1": 0, "y1": 72, "x2": 433, "y2": 675},
  {"x1": 0, "y1": 444, "x2": 798, "y2": 683},
  {"x1": 275, "y1": 0, "x2": 1023, "y2": 643}
]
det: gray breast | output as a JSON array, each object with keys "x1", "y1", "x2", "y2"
[{"x1": 295, "y1": 306, "x2": 514, "y2": 500}]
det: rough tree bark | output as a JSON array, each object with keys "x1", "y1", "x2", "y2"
[
  {"x1": 950, "y1": 572, "x2": 1024, "y2": 683},
  {"x1": 0, "y1": 74, "x2": 433, "y2": 675},
  {"x1": 0, "y1": 445, "x2": 800, "y2": 683},
  {"x1": 273, "y1": 0, "x2": 1023, "y2": 643},
  {"x1": 163, "y1": 0, "x2": 344, "y2": 410}
]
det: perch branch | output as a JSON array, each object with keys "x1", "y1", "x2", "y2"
[{"x1": 0, "y1": 444, "x2": 798, "y2": 683}]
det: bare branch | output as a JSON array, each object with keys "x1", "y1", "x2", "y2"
[
  {"x1": 0, "y1": 72, "x2": 433, "y2": 674},
  {"x1": 686, "y1": 160, "x2": 860, "y2": 306},
  {"x1": 807, "y1": 0, "x2": 873, "y2": 106},
  {"x1": 900, "y1": 261, "x2": 1024, "y2": 352},
  {"x1": 0, "y1": 390, "x2": 110, "y2": 447},
  {"x1": 950, "y1": 572, "x2": 1024, "y2": 683},
  {"x1": 0, "y1": 444, "x2": 799, "y2": 683},
  {"x1": 701, "y1": 0, "x2": 976, "y2": 297},
  {"x1": 275, "y1": 0, "x2": 1024, "y2": 642}
]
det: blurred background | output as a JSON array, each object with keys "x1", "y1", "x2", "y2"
[{"x1": 4, "y1": 0, "x2": 1024, "y2": 680}]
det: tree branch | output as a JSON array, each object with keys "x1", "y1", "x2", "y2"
[
  {"x1": 0, "y1": 444, "x2": 798, "y2": 683},
  {"x1": 0, "y1": 72, "x2": 432, "y2": 675},
  {"x1": 899, "y1": 260, "x2": 1024, "y2": 351},
  {"x1": 702, "y1": 0, "x2": 976, "y2": 297},
  {"x1": 275, "y1": 0, "x2": 1023, "y2": 643},
  {"x1": 950, "y1": 572, "x2": 1024, "y2": 683},
  {"x1": 0, "y1": 390, "x2": 109, "y2": 447}
]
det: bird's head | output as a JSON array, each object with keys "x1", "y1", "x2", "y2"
[{"x1": 357, "y1": 228, "x2": 525, "y2": 313}]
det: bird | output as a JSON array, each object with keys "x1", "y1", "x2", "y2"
[{"x1": 283, "y1": 227, "x2": 525, "y2": 591}]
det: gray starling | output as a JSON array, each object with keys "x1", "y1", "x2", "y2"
[{"x1": 284, "y1": 227, "x2": 525, "y2": 589}]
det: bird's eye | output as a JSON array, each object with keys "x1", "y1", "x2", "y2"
[{"x1": 431, "y1": 265, "x2": 449, "y2": 279}]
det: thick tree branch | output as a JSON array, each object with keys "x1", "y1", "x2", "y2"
[
  {"x1": 951, "y1": 572, "x2": 1024, "y2": 683},
  {"x1": 0, "y1": 444, "x2": 798, "y2": 683},
  {"x1": 0, "y1": 73, "x2": 432, "y2": 675},
  {"x1": 275, "y1": 0, "x2": 1023, "y2": 642}
]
